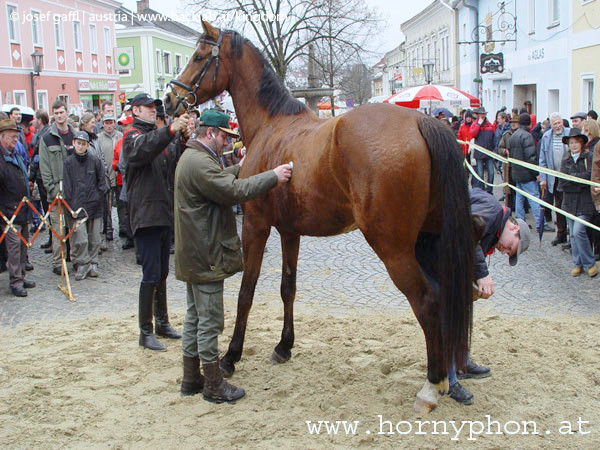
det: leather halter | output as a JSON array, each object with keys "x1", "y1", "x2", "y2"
[{"x1": 168, "y1": 31, "x2": 223, "y2": 111}]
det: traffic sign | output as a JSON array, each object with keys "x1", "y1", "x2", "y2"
[{"x1": 346, "y1": 98, "x2": 355, "y2": 108}]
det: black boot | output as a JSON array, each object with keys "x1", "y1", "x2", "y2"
[
  {"x1": 139, "y1": 282, "x2": 166, "y2": 351},
  {"x1": 448, "y1": 382, "x2": 474, "y2": 405},
  {"x1": 202, "y1": 361, "x2": 245, "y2": 403},
  {"x1": 457, "y1": 358, "x2": 491, "y2": 380},
  {"x1": 40, "y1": 233, "x2": 52, "y2": 249},
  {"x1": 154, "y1": 278, "x2": 181, "y2": 339},
  {"x1": 181, "y1": 355, "x2": 204, "y2": 396}
]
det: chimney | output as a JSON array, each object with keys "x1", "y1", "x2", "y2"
[{"x1": 137, "y1": 0, "x2": 149, "y2": 15}]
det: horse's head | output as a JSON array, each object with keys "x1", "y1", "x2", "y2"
[{"x1": 164, "y1": 20, "x2": 232, "y2": 116}]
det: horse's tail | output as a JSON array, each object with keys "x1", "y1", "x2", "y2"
[{"x1": 417, "y1": 116, "x2": 474, "y2": 373}]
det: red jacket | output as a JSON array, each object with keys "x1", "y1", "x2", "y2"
[
  {"x1": 457, "y1": 121, "x2": 473, "y2": 156},
  {"x1": 112, "y1": 136, "x2": 124, "y2": 186}
]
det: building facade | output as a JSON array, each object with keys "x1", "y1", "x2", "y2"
[
  {"x1": 401, "y1": 0, "x2": 455, "y2": 88},
  {"x1": 571, "y1": 0, "x2": 600, "y2": 114},
  {"x1": 2, "y1": 0, "x2": 121, "y2": 114},
  {"x1": 115, "y1": 0, "x2": 199, "y2": 104}
]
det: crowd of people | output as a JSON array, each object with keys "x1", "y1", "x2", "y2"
[{"x1": 446, "y1": 105, "x2": 600, "y2": 278}]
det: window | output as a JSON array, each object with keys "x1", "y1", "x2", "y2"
[
  {"x1": 7, "y1": 4, "x2": 19, "y2": 43},
  {"x1": 175, "y1": 54, "x2": 182, "y2": 74},
  {"x1": 14, "y1": 90, "x2": 27, "y2": 106},
  {"x1": 582, "y1": 75, "x2": 595, "y2": 111},
  {"x1": 163, "y1": 51, "x2": 171, "y2": 74},
  {"x1": 54, "y1": 16, "x2": 64, "y2": 49},
  {"x1": 529, "y1": 0, "x2": 535, "y2": 34},
  {"x1": 549, "y1": 0, "x2": 560, "y2": 26},
  {"x1": 89, "y1": 24, "x2": 97, "y2": 53},
  {"x1": 104, "y1": 28, "x2": 111, "y2": 56},
  {"x1": 31, "y1": 9, "x2": 43, "y2": 46},
  {"x1": 36, "y1": 90, "x2": 48, "y2": 111},
  {"x1": 440, "y1": 36, "x2": 449, "y2": 71},
  {"x1": 156, "y1": 50, "x2": 162, "y2": 73},
  {"x1": 57, "y1": 94, "x2": 69, "y2": 108},
  {"x1": 73, "y1": 21, "x2": 82, "y2": 51},
  {"x1": 462, "y1": 24, "x2": 467, "y2": 57}
]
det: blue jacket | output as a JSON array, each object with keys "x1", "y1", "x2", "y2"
[
  {"x1": 539, "y1": 126, "x2": 570, "y2": 193},
  {"x1": 494, "y1": 122, "x2": 511, "y2": 151},
  {"x1": 470, "y1": 119, "x2": 495, "y2": 160},
  {"x1": 470, "y1": 188, "x2": 511, "y2": 280}
]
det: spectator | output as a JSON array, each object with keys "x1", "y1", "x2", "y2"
[
  {"x1": 539, "y1": 112, "x2": 571, "y2": 246},
  {"x1": 497, "y1": 115, "x2": 520, "y2": 209},
  {"x1": 583, "y1": 120, "x2": 600, "y2": 260},
  {"x1": 558, "y1": 129, "x2": 598, "y2": 277},
  {"x1": 457, "y1": 110, "x2": 474, "y2": 157},
  {"x1": 0, "y1": 119, "x2": 35, "y2": 297},
  {"x1": 39, "y1": 100, "x2": 76, "y2": 275},
  {"x1": 112, "y1": 116, "x2": 134, "y2": 248},
  {"x1": 570, "y1": 112, "x2": 587, "y2": 130},
  {"x1": 494, "y1": 112, "x2": 510, "y2": 153},
  {"x1": 470, "y1": 106, "x2": 495, "y2": 194},
  {"x1": 29, "y1": 110, "x2": 52, "y2": 250},
  {"x1": 587, "y1": 110, "x2": 598, "y2": 121},
  {"x1": 62, "y1": 131, "x2": 106, "y2": 280}
]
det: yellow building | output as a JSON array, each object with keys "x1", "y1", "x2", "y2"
[{"x1": 571, "y1": 0, "x2": 600, "y2": 114}]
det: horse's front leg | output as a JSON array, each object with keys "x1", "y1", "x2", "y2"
[
  {"x1": 220, "y1": 220, "x2": 270, "y2": 378},
  {"x1": 270, "y1": 232, "x2": 300, "y2": 363}
]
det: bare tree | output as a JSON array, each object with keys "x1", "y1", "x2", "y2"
[
  {"x1": 185, "y1": 0, "x2": 380, "y2": 84},
  {"x1": 339, "y1": 63, "x2": 372, "y2": 106}
]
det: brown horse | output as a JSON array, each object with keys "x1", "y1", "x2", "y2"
[{"x1": 165, "y1": 21, "x2": 475, "y2": 413}]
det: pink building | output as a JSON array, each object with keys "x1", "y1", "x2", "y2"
[{"x1": 2, "y1": 0, "x2": 121, "y2": 114}]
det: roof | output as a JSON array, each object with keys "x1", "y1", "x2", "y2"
[{"x1": 115, "y1": 6, "x2": 200, "y2": 39}]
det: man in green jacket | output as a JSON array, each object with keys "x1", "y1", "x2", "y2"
[{"x1": 174, "y1": 110, "x2": 291, "y2": 403}]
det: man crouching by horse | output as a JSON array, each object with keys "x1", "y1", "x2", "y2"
[
  {"x1": 174, "y1": 110, "x2": 292, "y2": 403},
  {"x1": 447, "y1": 187, "x2": 531, "y2": 405}
]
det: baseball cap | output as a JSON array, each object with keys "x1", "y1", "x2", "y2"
[
  {"x1": 509, "y1": 218, "x2": 531, "y2": 266},
  {"x1": 102, "y1": 114, "x2": 116, "y2": 122},
  {"x1": 199, "y1": 109, "x2": 239, "y2": 137},
  {"x1": 117, "y1": 115, "x2": 133, "y2": 125},
  {"x1": 73, "y1": 131, "x2": 90, "y2": 142},
  {"x1": 123, "y1": 104, "x2": 132, "y2": 112},
  {"x1": 130, "y1": 93, "x2": 163, "y2": 108}
]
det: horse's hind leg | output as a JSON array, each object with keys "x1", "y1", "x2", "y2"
[
  {"x1": 220, "y1": 220, "x2": 270, "y2": 378},
  {"x1": 270, "y1": 232, "x2": 300, "y2": 363},
  {"x1": 364, "y1": 233, "x2": 448, "y2": 414}
]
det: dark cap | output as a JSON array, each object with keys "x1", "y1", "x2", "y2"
[
  {"x1": 518, "y1": 113, "x2": 531, "y2": 126},
  {"x1": 156, "y1": 103, "x2": 166, "y2": 118},
  {"x1": 130, "y1": 93, "x2": 163, "y2": 108},
  {"x1": 102, "y1": 114, "x2": 115, "y2": 122},
  {"x1": 562, "y1": 127, "x2": 589, "y2": 145},
  {"x1": 509, "y1": 218, "x2": 531, "y2": 266},
  {"x1": 199, "y1": 110, "x2": 238, "y2": 137},
  {"x1": 570, "y1": 112, "x2": 587, "y2": 120},
  {"x1": 473, "y1": 106, "x2": 487, "y2": 114},
  {"x1": 73, "y1": 131, "x2": 90, "y2": 142}
]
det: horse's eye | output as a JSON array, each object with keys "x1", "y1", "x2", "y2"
[{"x1": 194, "y1": 54, "x2": 204, "y2": 62}]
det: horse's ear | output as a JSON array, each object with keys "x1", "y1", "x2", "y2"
[
  {"x1": 201, "y1": 19, "x2": 219, "y2": 40},
  {"x1": 471, "y1": 214, "x2": 486, "y2": 244}
]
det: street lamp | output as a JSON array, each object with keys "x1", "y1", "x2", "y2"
[
  {"x1": 157, "y1": 75, "x2": 165, "y2": 99},
  {"x1": 423, "y1": 60, "x2": 434, "y2": 85},
  {"x1": 30, "y1": 50, "x2": 43, "y2": 108}
]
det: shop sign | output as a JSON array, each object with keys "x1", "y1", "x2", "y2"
[
  {"x1": 78, "y1": 80, "x2": 118, "y2": 91},
  {"x1": 480, "y1": 52, "x2": 504, "y2": 73}
]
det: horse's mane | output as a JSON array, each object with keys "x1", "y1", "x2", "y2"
[{"x1": 221, "y1": 30, "x2": 307, "y2": 116}]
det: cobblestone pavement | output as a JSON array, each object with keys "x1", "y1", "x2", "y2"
[{"x1": 1, "y1": 210, "x2": 599, "y2": 327}]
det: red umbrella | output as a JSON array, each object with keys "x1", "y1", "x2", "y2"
[{"x1": 384, "y1": 84, "x2": 481, "y2": 109}]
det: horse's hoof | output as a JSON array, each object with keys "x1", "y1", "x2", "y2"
[
  {"x1": 219, "y1": 359, "x2": 235, "y2": 379},
  {"x1": 269, "y1": 350, "x2": 291, "y2": 364},
  {"x1": 414, "y1": 398, "x2": 437, "y2": 414}
]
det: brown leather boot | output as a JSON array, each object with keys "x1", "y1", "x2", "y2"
[
  {"x1": 202, "y1": 361, "x2": 245, "y2": 403},
  {"x1": 181, "y1": 355, "x2": 204, "y2": 396}
]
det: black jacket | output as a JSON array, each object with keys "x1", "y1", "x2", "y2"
[
  {"x1": 0, "y1": 146, "x2": 29, "y2": 225},
  {"x1": 63, "y1": 152, "x2": 106, "y2": 219},
  {"x1": 508, "y1": 126, "x2": 538, "y2": 183},
  {"x1": 122, "y1": 118, "x2": 186, "y2": 234},
  {"x1": 558, "y1": 150, "x2": 596, "y2": 217},
  {"x1": 470, "y1": 188, "x2": 511, "y2": 280}
]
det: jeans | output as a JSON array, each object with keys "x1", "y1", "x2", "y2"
[
  {"x1": 567, "y1": 216, "x2": 595, "y2": 269},
  {"x1": 474, "y1": 159, "x2": 494, "y2": 193},
  {"x1": 448, "y1": 360, "x2": 457, "y2": 386},
  {"x1": 515, "y1": 180, "x2": 542, "y2": 225}
]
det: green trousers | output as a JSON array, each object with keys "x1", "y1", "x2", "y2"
[{"x1": 182, "y1": 280, "x2": 225, "y2": 362}]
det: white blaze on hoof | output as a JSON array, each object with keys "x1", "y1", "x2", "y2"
[
  {"x1": 436, "y1": 377, "x2": 449, "y2": 394},
  {"x1": 414, "y1": 379, "x2": 442, "y2": 414}
]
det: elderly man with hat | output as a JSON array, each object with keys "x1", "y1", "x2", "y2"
[
  {"x1": 570, "y1": 112, "x2": 587, "y2": 130},
  {"x1": 0, "y1": 119, "x2": 35, "y2": 297},
  {"x1": 174, "y1": 109, "x2": 292, "y2": 403},
  {"x1": 470, "y1": 106, "x2": 496, "y2": 194},
  {"x1": 558, "y1": 128, "x2": 598, "y2": 277},
  {"x1": 122, "y1": 93, "x2": 191, "y2": 351}
]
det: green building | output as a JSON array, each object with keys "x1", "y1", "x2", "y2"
[{"x1": 115, "y1": 0, "x2": 199, "y2": 106}]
